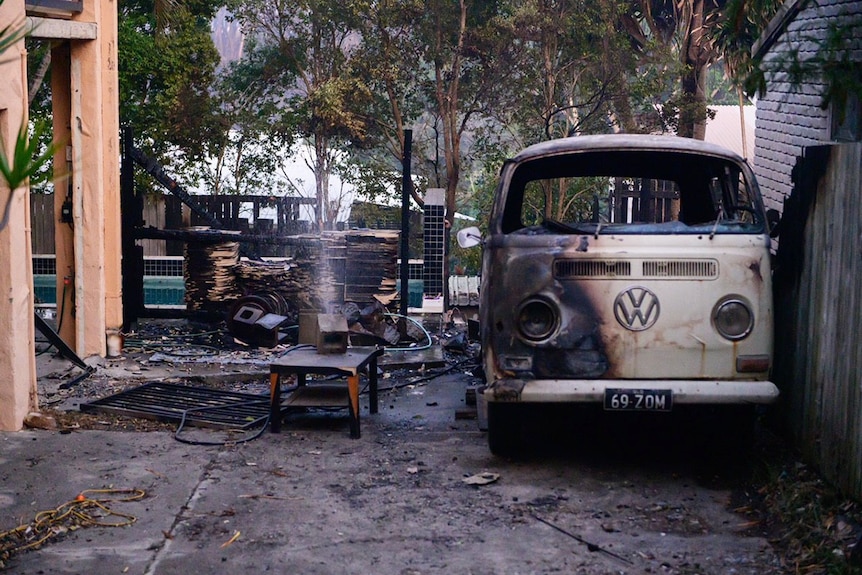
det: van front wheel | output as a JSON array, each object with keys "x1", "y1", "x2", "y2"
[{"x1": 487, "y1": 402, "x2": 524, "y2": 457}]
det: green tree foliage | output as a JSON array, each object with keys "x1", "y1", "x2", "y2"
[
  {"x1": 118, "y1": 0, "x2": 221, "y2": 162},
  {"x1": 502, "y1": 2, "x2": 667, "y2": 135},
  {"x1": 473, "y1": 0, "x2": 605, "y2": 221},
  {"x1": 416, "y1": 0, "x2": 518, "y2": 226},
  {"x1": 226, "y1": 0, "x2": 372, "y2": 230},
  {"x1": 342, "y1": 0, "x2": 518, "y2": 218},
  {"x1": 177, "y1": 44, "x2": 298, "y2": 195},
  {"x1": 0, "y1": 120, "x2": 58, "y2": 230},
  {"x1": 20, "y1": 38, "x2": 56, "y2": 194},
  {"x1": 110, "y1": 0, "x2": 821, "y2": 252},
  {"x1": 442, "y1": 0, "x2": 675, "y2": 224},
  {"x1": 0, "y1": 9, "x2": 61, "y2": 229},
  {"x1": 618, "y1": 0, "x2": 716, "y2": 139},
  {"x1": 712, "y1": 0, "x2": 782, "y2": 97},
  {"x1": 345, "y1": 0, "x2": 427, "y2": 206}
]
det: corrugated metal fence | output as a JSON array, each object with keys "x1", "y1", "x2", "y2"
[{"x1": 773, "y1": 142, "x2": 862, "y2": 499}]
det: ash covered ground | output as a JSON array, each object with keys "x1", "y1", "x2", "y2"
[{"x1": 16, "y1": 317, "x2": 861, "y2": 575}]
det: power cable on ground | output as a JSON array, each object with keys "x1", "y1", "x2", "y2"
[{"x1": 0, "y1": 488, "x2": 145, "y2": 568}]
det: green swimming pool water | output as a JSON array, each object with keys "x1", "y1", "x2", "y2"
[
  {"x1": 34, "y1": 276, "x2": 425, "y2": 308},
  {"x1": 34, "y1": 275, "x2": 185, "y2": 306}
]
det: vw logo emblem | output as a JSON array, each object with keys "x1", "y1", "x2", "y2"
[{"x1": 614, "y1": 286, "x2": 660, "y2": 331}]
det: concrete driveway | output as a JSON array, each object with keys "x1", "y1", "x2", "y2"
[{"x1": 1, "y1": 362, "x2": 779, "y2": 575}]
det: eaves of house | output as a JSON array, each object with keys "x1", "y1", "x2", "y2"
[{"x1": 752, "y1": 0, "x2": 809, "y2": 60}]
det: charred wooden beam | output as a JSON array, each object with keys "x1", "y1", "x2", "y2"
[
  {"x1": 128, "y1": 146, "x2": 223, "y2": 229},
  {"x1": 134, "y1": 227, "x2": 325, "y2": 247}
]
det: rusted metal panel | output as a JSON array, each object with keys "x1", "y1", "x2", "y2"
[
  {"x1": 483, "y1": 235, "x2": 772, "y2": 382},
  {"x1": 316, "y1": 313, "x2": 349, "y2": 354}
]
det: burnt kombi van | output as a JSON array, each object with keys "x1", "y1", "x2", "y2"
[{"x1": 460, "y1": 134, "x2": 779, "y2": 455}]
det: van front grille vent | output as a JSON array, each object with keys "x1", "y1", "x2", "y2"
[
  {"x1": 555, "y1": 260, "x2": 631, "y2": 278},
  {"x1": 642, "y1": 259, "x2": 718, "y2": 278}
]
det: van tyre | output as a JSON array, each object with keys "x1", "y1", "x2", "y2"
[
  {"x1": 487, "y1": 402, "x2": 524, "y2": 457},
  {"x1": 719, "y1": 405, "x2": 758, "y2": 453},
  {"x1": 694, "y1": 405, "x2": 758, "y2": 460}
]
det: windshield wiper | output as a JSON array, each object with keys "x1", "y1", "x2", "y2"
[{"x1": 709, "y1": 208, "x2": 722, "y2": 239}]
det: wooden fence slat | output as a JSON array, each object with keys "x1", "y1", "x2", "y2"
[
  {"x1": 32, "y1": 194, "x2": 314, "y2": 258},
  {"x1": 777, "y1": 143, "x2": 862, "y2": 499},
  {"x1": 30, "y1": 194, "x2": 54, "y2": 255}
]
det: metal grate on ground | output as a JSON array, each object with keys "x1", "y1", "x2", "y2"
[{"x1": 80, "y1": 382, "x2": 270, "y2": 430}]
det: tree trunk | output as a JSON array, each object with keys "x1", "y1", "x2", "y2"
[
  {"x1": 434, "y1": 0, "x2": 467, "y2": 228},
  {"x1": 28, "y1": 51, "x2": 51, "y2": 106},
  {"x1": 678, "y1": 0, "x2": 710, "y2": 140},
  {"x1": 313, "y1": 133, "x2": 331, "y2": 231},
  {"x1": 431, "y1": 0, "x2": 467, "y2": 312}
]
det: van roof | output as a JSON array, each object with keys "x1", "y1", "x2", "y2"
[{"x1": 509, "y1": 134, "x2": 746, "y2": 164}]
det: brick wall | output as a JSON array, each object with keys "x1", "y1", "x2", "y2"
[{"x1": 753, "y1": 0, "x2": 861, "y2": 211}]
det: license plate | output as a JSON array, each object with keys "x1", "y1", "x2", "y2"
[{"x1": 604, "y1": 388, "x2": 673, "y2": 412}]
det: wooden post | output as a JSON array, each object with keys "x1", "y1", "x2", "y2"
[
  {"x1": 399, "y1": 129, "x2": 412, "y2": 317},
  {"x1": 0, "y1": 0, "x2": 38, "y2": 429}
]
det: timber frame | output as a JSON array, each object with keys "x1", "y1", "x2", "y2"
[{"x1": 0, "y1": 0, "x2": 120, "y2": 429}]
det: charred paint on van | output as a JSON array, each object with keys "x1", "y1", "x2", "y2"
[{"x1": 468, "y1": 135, "x2": 780, "y2": 454}]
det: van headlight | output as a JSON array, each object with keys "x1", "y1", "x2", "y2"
[
  {"x1": 713, "y1": 297, "x2": 754, "y2": 341},
  {"x1": 516, "y1": 298, "x2": 559, "y2": 342}
]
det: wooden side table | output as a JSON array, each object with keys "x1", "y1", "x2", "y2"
[{"x1": 269, "y1": 346, "x2": 383, "y2": 438}]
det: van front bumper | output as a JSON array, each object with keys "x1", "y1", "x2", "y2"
[{"x1": 485, "y1": 379, "x2": 779, "y2": 405}]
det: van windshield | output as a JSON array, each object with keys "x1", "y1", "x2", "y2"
[{"x1": 503, "y1": 150, "x2": 765, "y2": 235}]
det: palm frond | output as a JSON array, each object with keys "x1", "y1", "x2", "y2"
[
  {"x1": 0, "y1": 18, "x2": 30, "y2": 56},
  {"x1": 153, "y1": 0, "x2": 184, "y2": 34},
  {"x1": 0, "y1": 120, "x2": 61, "y2": 191}
]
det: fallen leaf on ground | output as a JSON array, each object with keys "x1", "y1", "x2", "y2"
[
  {"x1": 462, "y1": 472, "x2": 500, "y2": 486},
  {"x1": 221, "y1": 530, "x2": 241, "y2": 548}
]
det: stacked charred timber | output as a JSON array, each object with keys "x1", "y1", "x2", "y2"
[
  {"x1": 225, "y1": 230, "x2": 401, "y2": 347},
  {"x1": 184, "y1": 231, "x2": 241, "y2": 312},
  {"x1": 232, "y1": 230, "x2": 400, "y2": 313},
  {"x1": 339, "y1": 230, "x2": 399, "y2": 303},
  {"x1": 232, "y1": 257, "x2": 326, "y2": 314}
]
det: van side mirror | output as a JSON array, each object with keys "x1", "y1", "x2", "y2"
[
  {"x1": 766, "y1": 209, "x2": 781, "y2": 238},
  {"x1": 456, "y1": 226, "x2": 482, "y2": 248}
]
